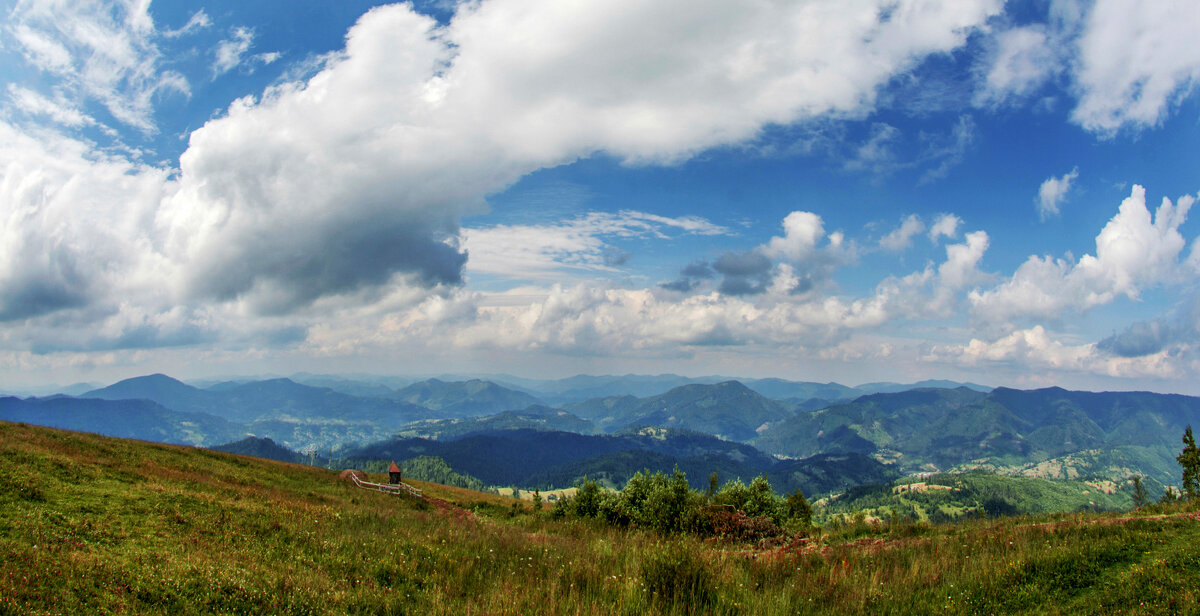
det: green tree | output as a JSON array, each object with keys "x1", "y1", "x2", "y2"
[
  {"x1": 785, "y1": 488, "x2": 812, "y2": 528},
  {"x1": 1179, "y1": 425, "x2": 1200, "y2": 499},
  {"x1": 1131, "y1": 475, "x2": 1148, "y2": 509},
  {"x1": 532, "y1": 489, "x2": 543, "y2": 512},
  {"x1": 744, "y1": 475, "x2": 780, "y2": 521},
  {"x1": 707, "y1": 471, "x2": 719, "y2": 500}
]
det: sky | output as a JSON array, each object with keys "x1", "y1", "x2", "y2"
[{"x1": 2, "y1": 0, "x2": 1200, "y2": 394}]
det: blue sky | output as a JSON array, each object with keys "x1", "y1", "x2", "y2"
[{"x1": 2, "y1": 0, "x2": 1200, "y2": 393}]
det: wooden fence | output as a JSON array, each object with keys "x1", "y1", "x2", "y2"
[{"x1": 351, "y1": 473, "x2": 424, "y2": 498}]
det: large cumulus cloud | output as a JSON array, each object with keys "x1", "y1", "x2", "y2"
[
  {"x1": 970, "y1": 185, "x2": 1195, "y2": 324},
  {"x1": 2, "y1": 0, "x2": 1009, "y2": 350}
]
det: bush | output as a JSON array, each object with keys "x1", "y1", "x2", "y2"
[
  {"x1": 705, "y1": 507, "x2": 784, "y2": 542},
  {"x1": 555, "y1": 468, "x2": 795, "y2": 540}
]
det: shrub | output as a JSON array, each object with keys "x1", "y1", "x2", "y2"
[{"x1": 705, "y1": 507, "x2": 784, "y2": 542}]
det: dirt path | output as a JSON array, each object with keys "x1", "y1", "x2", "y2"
[{"x1": 425, "y1": 495, "x2": 477, "y2": 523}]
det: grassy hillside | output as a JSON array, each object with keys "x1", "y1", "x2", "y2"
[{"x1": 3, "y1": 420, "x2": 1199, "y2": 615}]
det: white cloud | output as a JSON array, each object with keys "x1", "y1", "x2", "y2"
[
  {"x1": 971, "y1": 185, "x2": 1196, "y2": 323},
  {"x1": 213, "y1": 27, "x2": 255, "y2": 77},
  {"x1": 974, "y1": 25, "x2": 1061, "y2": 107},
  {"x1": 0, "y1": 121, "x2": 172, "y2": 323},
  {"x1": 928, "y1": 325, "x2": 1187, "y2": 380},
  {"x1": 318, "y1": 282, "x2": 894, "y2": 359},
  {"x1": 874, "y1": 230, "x2": 990, "y2": 318},
  {"x1": 974, "y1": 0, "x2": 1200, "y2": 134},
  {"x1": 7, "y1": 85, "x2": 93, "y2": 127},
  {"x1": 306, "y1": 222, "x2": 996, "y2": 363},
  {"x1": 928, "y1": 213, "x2": 961, "y2": 242},
  {"x1": 0, "y1": 0, "x2": 1006, "y2": 353},
  {"x1": 154, "y1": 0, "x2": 1003, "y2": 316},
  {"x1": 7, "y1": 0, "x2": 189, "y2": 133},
  {"x1": 765, "y1": 211, "x2": 826, "y2": 262},
  {"x1": 1071, "y1": 0, "x2": 1200, "y2": 133},
  {"x1": 1037, "y1": 167, "x2": 1079, "y2": 220},
  {"x1": 212, "y1": 27, "x2": 280, "y2": 78},
  {"x1": 461, "y1": 210, "x2": 727, "y2": 279},
  {"x1": 163, "y1": 10, "x2": 211, "y2": 38},
  {"x1": 879, "y1": 214, "x2": 925, "y2": 251}
]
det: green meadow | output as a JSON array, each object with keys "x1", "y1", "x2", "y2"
[{"x1": 2, "y1": 420, "x2": 1198, "y2": 615}]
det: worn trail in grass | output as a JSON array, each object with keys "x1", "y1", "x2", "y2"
[{"x1": 2, "y1": 421, "x2": 1198, "y2": 615}]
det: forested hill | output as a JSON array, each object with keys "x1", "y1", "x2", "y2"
[
  {"x1": 341, "y1": 428, "x2": 896, "y2": 496},
  {"x1": 753, "y1": 386, "x2": 1200, "y2": 485}
]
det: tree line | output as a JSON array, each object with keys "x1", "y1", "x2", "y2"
[{"x1": 550, "y1": 468, "x2": 811, "y2": 540}]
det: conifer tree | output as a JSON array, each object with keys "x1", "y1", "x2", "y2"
[
  {"x1": 1131, "y1": 475, "x2": 1148, "y2": 509},
  {"x1": 785, "y1": 488, "x2": 812, "y2": 528},
  {"x1": 1179, "y1": 425, "x2": 1199, "y2": 499}
]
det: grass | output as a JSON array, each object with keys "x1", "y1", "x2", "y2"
[{"x1": 2, "y1": 420, "x2": 1199, "y2": 615}]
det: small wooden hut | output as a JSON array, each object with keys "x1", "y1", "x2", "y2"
[{"x1": 388, "y1": 461, "x2": 403, "y2": 485}]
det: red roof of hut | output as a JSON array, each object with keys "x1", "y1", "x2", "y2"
[{"x1": 388, "y1": 461, "x2": 402, "y2": 474}]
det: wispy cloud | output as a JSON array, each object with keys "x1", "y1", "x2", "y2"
[
  {"x1": 7, "y1": 0, "x2": 189, "y2": 133},
  {"x1": 461, "y1": 211, "x2": 728, "y2": 279},
  {"x1": 879, "y1": 214, "x2": 926, "y2": 252},
  {"x1": 163, "y1": 10, "x2": 211, "y2": 38},
  {"x1": 1037, "y1": 167, "x2": 1079, "y2": 220},
  {"x1": 212, "y1": 27, "x2": 254, "y2": 78}
]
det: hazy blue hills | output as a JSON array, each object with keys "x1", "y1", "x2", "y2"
[
  {"x1": 17, "y1": 371, "x2": 1198, "y2": 498},
  {"x1": 623, "y1": 380, "x2": 792, "y2": 441},
  {"x1": 426, "y1": 373, "x2": 989, "y2": 406},
  {"x1": 855, "y1": 380, "x2": 992, "y2": 395},
  {"x1": 563, "y1": 380, "x2": 792, "y2": 438},
  {"x1": 396, "y1": 407, "x2": 595, "y2": 439},
  {"x1": 564, "y1": 394, "x2": 644, "y2": 430},
  {"x1": 390, "y1": 378, "x2": 544, "y2": 417},
  {"x1": 84, "y1": 374, "x2": 427, "y2": 425},
  {"x1": 737, "y1": 378, "x2": 860, "y2": 401},
  {"x1": 84, "y1": 373, "x2": 216, "y2": 412},
  {"x1": 0, "y1": 395, "x2": 242, "y2": 446},
  {"x1": 490, "y1": 373, "x2": 728, "y2": 405}
]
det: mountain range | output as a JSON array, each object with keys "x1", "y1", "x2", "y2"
[
  {"x1": 751, "y1": 386, "x2": 1200, "y2": 487},
  {"x1": 2, "y1": 372, "x2": 1195, "y2": 498}
]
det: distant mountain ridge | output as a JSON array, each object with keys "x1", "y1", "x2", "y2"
[
  {"x1": 753, "y1": 386, "x2": 1200, "y2": 486},
  {"x1": 390, "y1": 378, "x2": 544, "y2": 417},
  {"x1": 15, "y1": 371, "x2": 1195, "y2": 497},
  {"x1": 397, "y1": 407, "x2": 595, "y2": 439},
  {"x1": 621, "y1": 381, "x2": 791, "y2": 441},
  {"x1": 0, "y1": 395, "x2": 242, "y2": 446},
  {"x1": 85, "y1": 374, "x2": 429, "y2": 425}
]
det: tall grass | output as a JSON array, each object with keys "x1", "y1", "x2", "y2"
[{"x1": 2, "y1": 420, "x2": 1198, "y2": 615}]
